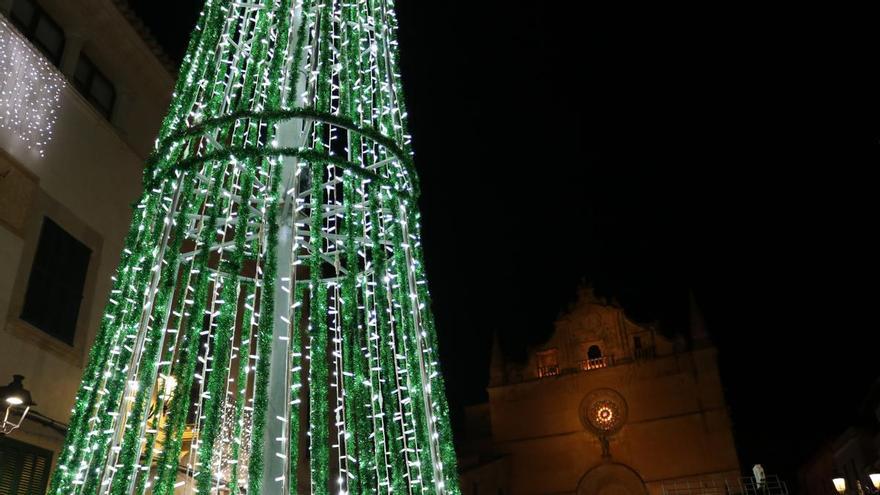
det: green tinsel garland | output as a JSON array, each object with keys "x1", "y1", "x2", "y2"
[
  {"x1": 365, "y1": 4, "x2": 430, "y2": 476},
  {"x1": 386, "y1": 195, "x2": 432, "y2": 489},
  {"x1": 152, "y1": 163, "x2": 228, "y2": 495},
  {"x1": 156, "y1": 0, "x2": 225, "y2": 144},
  {"x1": 308, "y1": 158, "x2": 330, "y2": 493},
  {"x1": 133, "y1": 256, "x2": 196, "y2": 495},
  {"x1": 45, "y1": 185, "x2": 160, "y2": 495},
  {"x1": 246, "y1": 0, "x2": 291, "y2": 490},
  {"x1": 229, "y1": 280, "x2": 256, "y2": 495},
  {"x1": 246, "y1": 167, "x2": 279, "y2": 495},
  {"x1": 288, "y1": 284, "x2": 306, "y2": 494},
  {"x1": 306, "y1": 0, "x2": 334, "y2": 488},
  {"x1": 194, "y1": 168, "x2": 254, "y2": 493},
  {"x1": 145, "y1": 7, "x2": 259, "y2": 486},
  {"x1": 339, "y1": 0, "x2": 375, "y2": 488},
  {"x1": 353, "y1": 7, "x2": 395, "y2": 487},
  {"x1": 408, "y1": 208, "x2": 461, "y2": 492},
  {"x1": 109, "y1": 176, "x2": 195, "y2": 495},
  {"x1": 152, "y1": 146, "x2": 412, "y2": 203},
  {"x1": 48, "y1": 0, "x2": 463, "y2": 492},
  {"x1": 85, "y1": 179, "x2": 182, "y2": 494},
  {"x1": 246, "y1": 159, "x2": 282, "y2": 495},
  {"x1": 368, "y1": 187, "x2": 407, "y2": 493},
  {"x1": 196, "y1": 0, "x2": 279, "y2": 487},
  {"x1": 341, "y1": 174, "x2": 366, "y2": 492},
  {"x1": 148, "y1": 108, "x2": 416, "y2": 194}
]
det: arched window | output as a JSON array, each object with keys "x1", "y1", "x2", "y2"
[{"x1": 582, "y1": 345, "x2": 608, "y2": 371}]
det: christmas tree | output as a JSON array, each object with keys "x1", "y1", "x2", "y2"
[{"x1": 47, "y1": 0, "x2": 459, "y2": 493}]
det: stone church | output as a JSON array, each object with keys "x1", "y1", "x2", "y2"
[{"x1": 458, "y1": 288, "x2": 740, "y2": 494}]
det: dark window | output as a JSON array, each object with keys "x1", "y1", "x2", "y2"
[
  {"x1": 0, "y1": 436, "x2": 53, "y2": 495},
  {"x1": 633, "y1": 336, "x2": 642, "y2": 349},
  {"x1": 8, "y1": 0, "x2": 65, "y2": 66},
  {"x1": 20, "y1": 217, "x2": 91, "y2": 345},
  {"x1": 588, "y1": 345, "x2": 603, "y2": 360},
  {"x1": 73, "y1": 54, "x2": 116, "y2": 119}
]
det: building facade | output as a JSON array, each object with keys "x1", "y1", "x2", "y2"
[
  {"x1": 798, "y1": 381, "x2": 880, "y2": 495},
  {"x1": 467, "y1": 288, "x2": 741, "y2": 495},
  {"x1": 0, "y1": 0, "x2": 172, "y2": 491}
]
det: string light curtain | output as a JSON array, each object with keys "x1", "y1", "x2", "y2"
[
  {"x1": 0, "y1": 17, "x2": 63, "y2": 156},
  {"x1": 46, "y1": 0, "x2": 460, "y2": 493}
]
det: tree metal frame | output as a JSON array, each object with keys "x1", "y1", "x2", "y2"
[{"x1": 47, "y1": 0, "x2": 459, "y2": 494}]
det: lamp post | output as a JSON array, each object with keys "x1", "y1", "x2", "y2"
[
  {"x1": 833, "y1": 477, "x2": 847, "y2": 495},
  {"x1": 0, "y1": 374, "x2": 35, "y2": 435}
]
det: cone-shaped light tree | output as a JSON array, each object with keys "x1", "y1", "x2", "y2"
[{"x1": 47, "y1": 0, "x2": 459, "y2": 493}]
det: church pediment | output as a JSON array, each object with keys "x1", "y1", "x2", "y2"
[{"x1": 510, "y1": 287, "x2": 671, "y2": 382}]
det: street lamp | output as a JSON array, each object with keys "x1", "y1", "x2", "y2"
[
  {"x1": 869, "y1": 473, "x2": 880, "y2": 492},
  {"x1": 833, "y1": 477, "x2": 847, "y2": 495},
  {"x1": 0, "y1": 375, "x2": 35, "y2": 435}
]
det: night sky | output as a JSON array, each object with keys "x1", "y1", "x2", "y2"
[{"x1": 129, "y1": 0, "x2": 878, "y2": 484}]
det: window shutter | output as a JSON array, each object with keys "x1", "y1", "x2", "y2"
[
  {"x1": 0, "y1": 445, "x2": 18, "y2": 493},
  {"x1": 0, "y1": 437, "x2": 53, "y2": 494},
  {"x1": 20, "y1": 217, "x2": 91, "y2": 345}
]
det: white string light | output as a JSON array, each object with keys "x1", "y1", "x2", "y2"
[{"x1": 0, "y1": 17, "x2": 63, "y2": 156}]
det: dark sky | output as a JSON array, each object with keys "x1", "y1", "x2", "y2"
[{"x1": 129, "y1": 0, "x2": 878, "y2": 485}]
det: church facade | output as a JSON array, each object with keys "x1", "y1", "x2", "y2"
[{"x1": 469, "y1": 288, "x2": 740, "y2": 494}]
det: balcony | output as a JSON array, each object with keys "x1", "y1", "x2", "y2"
[
  {"x1": 579, "y1": 356, "x2": 612, "y2": 371},
  {"x1": 537, "y1": 365, "x2": 559, "y2": 378}
]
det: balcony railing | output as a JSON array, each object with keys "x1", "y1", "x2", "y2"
[
  {"x1": 537, "y1": 365, "x2": 559, "y2": 378},
  {"x1": 662, "y1": 475, "x2": 789, "y2": 495},
  {"x1": 579, "y1": 356, "x2": 611, "y2": 371}
]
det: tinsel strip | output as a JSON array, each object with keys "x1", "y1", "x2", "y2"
[{"x1": 367, "y1": 186, "x2": 406, "y2": 493}]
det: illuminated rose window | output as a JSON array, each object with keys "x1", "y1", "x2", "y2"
[
  {"x1": 588, "y1": 400, "x2": 621, "y2": 432},
  {"x1": 580, "y1": 389, "x2": 627, "y2": 435}
]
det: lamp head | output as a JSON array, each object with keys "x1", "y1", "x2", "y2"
[
  {"x1": 833, "y1": 477, "x2": 847, "y2": 494},
  {"x1": 0, "y1": 375, "x2": 35, "y2": 407}
]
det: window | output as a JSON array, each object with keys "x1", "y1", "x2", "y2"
[
  {"x1": 581, "y1": 344, "x2": 609, "y2": 370},
  {"x1": 536, "y1": 349, "x2": 559, "y2": 378},
  {"x1": 8, "y1": 0, "x2": 65, "y2": 66},
  {"x1": 0, "y1": 436, "x2": 53, "y2": 495},
  {"x1": 73, "y1": 54, "x2": 116, "y2": 119},
  {"x1": 20, "y1": 217, "x2": 91, "y2": 345},
  {"x1": 633, "y1": 333, "x2": 655, "y2": 360}
]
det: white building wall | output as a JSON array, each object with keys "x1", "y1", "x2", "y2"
[{"x1": 0, "y1": 0, "x2": 172, "y2": 466}]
